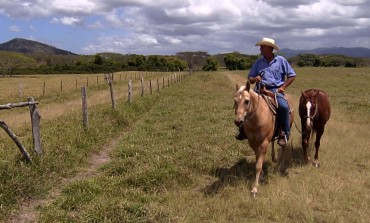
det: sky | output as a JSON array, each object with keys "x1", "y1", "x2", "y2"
[{"x1": 1, "y1": 0, "x2": 370, "y2": 56}]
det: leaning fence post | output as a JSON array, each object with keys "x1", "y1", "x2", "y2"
[
  {"x1": 28, "y1": 97, "x2": 42, "y2": 155},
  {"x1": 81, "y1": 86, "x2": 88, "y2": 128},
  {"x1": 0, "y1": 121, "x2": 32, "y2": 163}
]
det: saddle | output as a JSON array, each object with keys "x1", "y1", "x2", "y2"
[
  {"x1": 259, "y1": 87, "x2": 291, "y2": 141},
  {"x1": 260, "y1": 88, "x2": 278, "y2": 115}
]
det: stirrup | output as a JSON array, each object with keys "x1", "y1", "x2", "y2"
[{"x1": 277, "y1": 133, "x2": 287, "y2": 146}]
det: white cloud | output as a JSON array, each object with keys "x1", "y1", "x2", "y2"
[
  {"x1": 60, "y1": 17, "x2": 82, "y2": 26},
  {"x1": 164, "y1": 36, "x2": 182, "y2": 44},
  {"x1": 51, "y1": 0, "x2": 97, "y2": 13},
  {"x1": 1, "y1": 0, "x2": 370, "y2": 54}
]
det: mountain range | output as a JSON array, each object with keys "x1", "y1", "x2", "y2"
[
  {"x1": 1, "y1": 38, "x2": 370, "y2": 58},
  {"x1": 279, "y1": 47, "x2": 370, "y2": 58}
]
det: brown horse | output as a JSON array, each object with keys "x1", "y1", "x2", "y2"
[
  {"x1": 233, "y1": 82, "x2": 293, "y2": 197},
  {"x1": 299, "y1": 89, "x2": 331, "y2": 167}
]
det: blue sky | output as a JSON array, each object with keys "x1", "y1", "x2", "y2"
[{"x1": 1, "y1": 0, "x2": 370, "y2": 55}]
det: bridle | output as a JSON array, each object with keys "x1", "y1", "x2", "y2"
[
  {"x1": 241, "y1": 90, "x2": 261, "y2": 122},
  {"x1": 304, "y1": 99, "x2": 319, "y2": 120}
]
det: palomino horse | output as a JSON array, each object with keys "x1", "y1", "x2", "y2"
[
  {"x1": 299, "y1": 89, "x2": 331, "y2": 167},
  {"x1": 233, "y1": 81, "x2": 293, "y2": 197}
]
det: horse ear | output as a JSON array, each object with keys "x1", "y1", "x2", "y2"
[
  {"x1": 301, "y1": 90, "x2": 308, "y2": 98},
  {"x1": 236, "y1": 83, "x2": 240, "y2": 91},
  {"x1": 246, "y1": 81, "x2": 250, "y2": 91},
  {"x1": 314, "y1": 89, "x2": 320, "y2": 97}
]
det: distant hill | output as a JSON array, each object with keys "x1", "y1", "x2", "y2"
[
  {"x1": 279, "y1": 47, "x2": 370, "y2": 58},
  {"x1": 0, "y1": 38, "x2": 76, "y2": 55}
]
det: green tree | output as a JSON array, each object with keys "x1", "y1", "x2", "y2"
[
  {"x1": 224, "y1": 54, "x2": 239, "y2": 70},
  {"x1": 202, "y1": 57, "x2": 218, "y2": 71},
  {"x1": 94, "y1": 54, "x2": 105, "y2": 65},
  {"x1": 0, "y1": 51, "x2": 37, "y2": 76}
]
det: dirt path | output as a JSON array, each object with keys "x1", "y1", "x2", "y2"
[
  {"x1": 223, "y1": 71, "x2": 247, "y2": 87},
  {"x1": 8, "y1": 130, "x2": 124, "y2": 223}
]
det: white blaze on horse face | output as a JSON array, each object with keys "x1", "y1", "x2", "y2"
[{"x1": 306, "y1": 101, "x2": 312, "y2": 126}]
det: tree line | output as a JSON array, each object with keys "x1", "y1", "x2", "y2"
[{"x1": 1, "y1": 50, "x2": 369, "y2": 77}]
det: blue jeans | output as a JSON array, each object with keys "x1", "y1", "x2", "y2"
[{"x1": 269, "y1": 88, "x2": 290, "y2": 138}]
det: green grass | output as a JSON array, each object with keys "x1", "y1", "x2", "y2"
[{"x1": 1, "y1": 68, "x2": 370, "y2": 222}]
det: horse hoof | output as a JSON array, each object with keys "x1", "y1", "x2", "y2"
[
  {"x1": 314, "y1": 163, "x2": 320, "y2": 168},
  {"x1": 251, "y1": 191, "x2": 258, "y2": 198}
]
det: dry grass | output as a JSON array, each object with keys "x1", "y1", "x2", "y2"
[
  {"x1": 1, "y1": 68, "x2": 370, "y2": 222},
  {"x1": 0, "y1": 71, "x2": 181, "y2": 128}
]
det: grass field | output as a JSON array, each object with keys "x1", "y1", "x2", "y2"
[{"x1": 1, "y1": 68, "x2": 370, "y2": 222}]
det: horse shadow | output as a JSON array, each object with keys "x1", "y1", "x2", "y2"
[{"x1": 202, "y1": 158, "x2": 272, "y2": 196}]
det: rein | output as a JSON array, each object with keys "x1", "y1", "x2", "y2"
[{"x1": 243, "y1": 92, "x2": 260, "y2": 122}]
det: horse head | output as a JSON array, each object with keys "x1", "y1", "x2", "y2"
[
  {"x1": 300, "y1": 89, "x2": 320, "y2": 131},
  {"x1": 234, "y1": 82, "x2": 252, "y2": 128}
]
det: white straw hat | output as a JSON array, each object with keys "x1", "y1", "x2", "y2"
[{"x1": 255, "y1": 37, "x2": 279, "y2": 51}]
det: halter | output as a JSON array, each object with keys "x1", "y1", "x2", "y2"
[{"x1": 304, "y1": 100, "x2": 318, "y2": 119}]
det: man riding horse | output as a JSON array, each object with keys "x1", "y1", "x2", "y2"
[{"x1": 236, "y1": 37, "x2": 296, "y2": 146}]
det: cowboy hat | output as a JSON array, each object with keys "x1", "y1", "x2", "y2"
[{"x1": 255, "y1": 37, "x2": 279, "y2": 51}]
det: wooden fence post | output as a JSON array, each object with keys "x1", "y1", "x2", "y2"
[
  {"x1": 43, "y1": 81, "x2": 46, "y2": 96},
  {"x1": 141, "y1": 77, "x2": 144, "y2": 97},
  {"x1": 19, "y1": 81, "x2": 23, "y2": 99},
  {"x1": 104, "y1": 73, "x2": 115, "y2": 109},
  {"x1": 150, "y1": 80, "x2": 152, "y2": 94},
  {"x1": 28, "y1": 97, "x2": 42, "y2": 155},
  {"x1": 128, "y1": 79, "x2": 132, "y2": 103},
  {"x1": 81, "y1": 87, "x2": 88, "y2": 128}
]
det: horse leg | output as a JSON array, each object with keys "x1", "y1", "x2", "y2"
[
  {"x1": 277, "y1": 144, "x2": 287, "y2": 174},
  {"x1": 302, "y1": 131, "x2": 311, "y2": 163},
  {"x1": 313, "y1": 127, "x2": 324, "y2": 168},
  {"x1": 271, "y1": 141, "x2": 277, "y2": 163},
  {"x1": 251, "y1": 142, "x2": 268, "y2": 197}
]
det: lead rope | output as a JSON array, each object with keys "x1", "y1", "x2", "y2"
[
  {"x1": 244, "y1": 91, "x2": 260, "y2": 122},
  {"x1": 277, "y1": 91, "x2": 303, "y2": 134}
]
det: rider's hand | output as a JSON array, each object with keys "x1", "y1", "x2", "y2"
[
  {"x1": 254, "y1": 76, "x2": 262, "y2": 83},
  {"x1": 278, "y1": 87, "x2": 285, "y2": 93}
]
